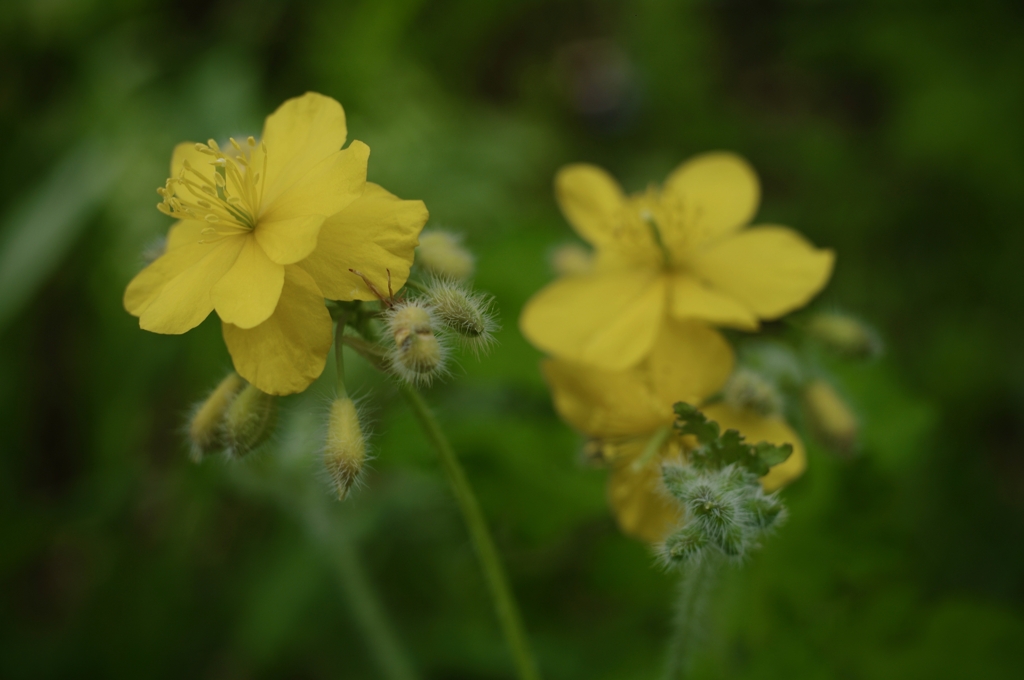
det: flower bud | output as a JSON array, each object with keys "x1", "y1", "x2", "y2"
[
  {"x1": 744, "y1": 492, "x2": 785, "y2": 531},
  {"x1": 806, "y1": 312, "x2": 882, "y2": 359},
  {"x1": 550, "y1": 243, "x2": 593, "y2": 276},
  {"x1": 324, "y1": 398, "x2": 366, "y2": 500},
  {"x1": 802, "y1": 379, "x2": 858, "y2": 454},
  {"x1": 223, "y1": 382, "x2": 277, "y2": 457},
  {"x1": 187, "y1": 372, "x2": 244, "y2": 461},
  {"x1": 659, "y1": 523, "x2": 707, "y2": 566},
  {"x1": 723, "y1": 368, "x2": 783, "y2": 417},
  {"x1": 385, "y1": 302, "x2": 448, "y2": 384},
  {"x1": 424, "y1": 278, "x2": 498, "y2": 354},
  {"x1": 416, "y1": 230, "x2": 475, "y2": 280}
]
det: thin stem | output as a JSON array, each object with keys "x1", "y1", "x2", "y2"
[
  {"x1": 398, "y1": 384, "x2": 541, "y2": 680},
  {"x1": 665, "y1": 555, "x2": 721, "y2": 680},
  {"x1": 311, "y1": 510, "x2": 419, "y2": 680},
  {"x1": 334, "y1": 315, "x2": 349, "y2": 398}
]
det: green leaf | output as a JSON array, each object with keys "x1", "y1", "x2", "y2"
[
  {"x1": 755, "y1": 441, "x2": 793, "y2": 467},
  {"x1": 673, "y1": 402, "x2": 719, "y2": 444},
  {"x1": 674, "y1": 403, "x2": 794, "y2": 477}
]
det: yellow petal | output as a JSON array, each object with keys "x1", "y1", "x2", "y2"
[
  {"x1": 702, "y1": 403, "x2": 807, "y2": 492},
  {"x1": 646, "y1": 320, "x2": 735, "y2": 408},
  {"x1": 211, "y1": 236, "x2": 285, "y2": 329},
  {"x1": 260, "y1": 92, "x2": 348, "y2": 206},
  {"x1": 124, "y1": 238, "x2": 205, "y2": 316},
  {"x1": 519, "y1": 270, "x2": 666, "y2": 370},
  {"x1": 669, "y1": 272, "x2": 759, "y2": 330},
  {"x1": 607, "y1": 441, "x2": 682, "y2": 543},
  {"x1": 298, "y1": 182, "x2": 428, "y2": 300},
  {"x1": 138, "y1": 237, "x2": 245, "y2": 334},
  {"x1": 165, "y1": 220, "x2": 206, "y2": 251},
  {"x1": 661, "y1": 152, "x2": 760, "y2": 247},
  {"x1": 542, "y1": 360, "x2": 666, "y2": 438},
  {"x1": 261, "y1": 140, "x2": 369, "y2": 225},
  {"x1": 691, "y1": 226, "x2": 835, "y2": 319},
  {"x1": 253, "y1": 214, "x2": 325, "y2": 266},
  {"x1": 256, "y1": 141, "x2": 370, "y2": 265},
  {"x1": 555, "y1": 164, "x2": 627, "y2": 246},
  {"x1": 222, "y1": 265, "x2": 333, "y2": 395}
]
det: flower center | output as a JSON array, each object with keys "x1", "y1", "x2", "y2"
[{"x1": 156, "y1": 136, "x2": 267, "y2": 241}]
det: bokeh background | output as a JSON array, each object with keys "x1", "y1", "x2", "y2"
[{"x1": 2, "y1": 1, "x2": 1024, "y2": 678}]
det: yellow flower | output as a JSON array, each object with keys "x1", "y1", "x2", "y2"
[
  {"x1": 544, "y1": 320, "x2": 806, "y2": 543},
  {"x1": 521, "y1": 152, "x2": 834, "y2": 370},
  {"x1": 124, "y1": 93, "x2": 428, "y2": 395}
]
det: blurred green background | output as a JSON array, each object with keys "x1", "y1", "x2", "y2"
[{"x1": 2, "y1": 1, "x2": 1023, "y2": 678}]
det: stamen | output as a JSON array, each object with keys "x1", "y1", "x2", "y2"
[{"x1": 156, "y1": 137, "x2": 265, "y2": 229}]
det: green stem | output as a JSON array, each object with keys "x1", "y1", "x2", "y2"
[
  {"x1": 324, "y1": 526, "x2": 419, "y2": 680},
  {"x1": 665, "y1": 556, "x2": 720, "y2": 679},
  {"x1": 398, "y1": 384, "x2": 541, "y2": 680},
  {"x1": 334, "y1": 315, "x2": 349, "y2": 398}
]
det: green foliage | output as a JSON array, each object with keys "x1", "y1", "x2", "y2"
[{"x1": 674, "y1": 402, "x2": 793, "y2": 477}]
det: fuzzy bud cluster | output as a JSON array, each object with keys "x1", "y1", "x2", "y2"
[
  {"x1": 384, "y1": 302, "x2": 449, "y2": 384},
  {"x1": 659, "y1": 463, "x2": 785, "y2": 566},
  {"x1": 187, "y1": 374, "x2": 277, "y2": 460},
  {"x1": 324, "y1": 397, "x2": 366, "y2": 500}
]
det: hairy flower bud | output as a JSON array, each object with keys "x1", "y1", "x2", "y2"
[
  {"x1": 416, "y1": 230, "x2": 475, "y2": 280},
  {"x1": 659, "y1": 523, "x2": 707, "y2": 566},
  {"x1": 803, "y1": 379, "x2": 858, "y2": 454},
  {"x1": 385, "y1": 302, "x2": 448, "y2": 384},
  {"x1": 187, "y1": 372, "x2": 244, "y2": 461},
  {"x1": 424, "y1": 278, "x2": 498, "y2": 354},
  {"x1": 223, "y1": 382, "x2": 277, "y2": 457},
  {"x1": 806, "y1": 312, "x2": 882, "y2": 359},
  {"x1": 723, "y1": 368, "x2": 783, "y2": 417},
  {"x1": 550, "y1": 243, "x2": 593, "y2": 276},
  {"x1": 324, "y1": 398, "x2": 366, "y2": 500}
]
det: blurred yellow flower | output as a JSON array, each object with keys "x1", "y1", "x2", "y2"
[
  {"x1": 521, "y1": 152, "x2": 834, "y2": 370},
  {"x1": 544, "y1": 320, "x2": 805, "y2": 542},
  {"x1": 124, "y1": 93, "x2": 428, "y2": 395}
]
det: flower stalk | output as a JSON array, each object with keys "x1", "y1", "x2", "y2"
[
  {"x1": 664, "y1": 555, "x2": 721, "y2": 680},
  {"x1": 398, "y1": 383, "x2": 541, "y2": 680}
]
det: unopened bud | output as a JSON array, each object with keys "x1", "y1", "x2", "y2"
[
  {"x1": 417, "y1": 230, "x2": 475, "y2": 280},
  {"x1": 424, "y1": 278, "x2": 498, "y2": 354},
  {"x1": 744, "y1": 493, "x2": 785, "y2": 531},
  {"x1": 324, "y1": 398, "x2": 366, "y2": 500},
  {"x1": 550, "y1": 243, "x2": 593, "y2": 277},
  {"x1": 660, "y1": 523, "x2": 707, "y2": 565},
  {"x1": 723, "y1": 368, "x2": 783, "y2": 417},
  {"x1": 806, "y1": 313, "x2": 882, "y2": 359},
  {"x1": 188, "y1": 372, "x2": 244, "y2": 461},
  {"x1": 803, "y1": 379, "x2": 858, "y2": 454},
  {"x1": 661, "y1": 463, "x2": 699, "y2": 500},
  {"x1": 385, "y1": 302, "x2": 448, "y2": 384},
  {"x1": 223, "y1": 382, "x2": 277, "y2": 457}
]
